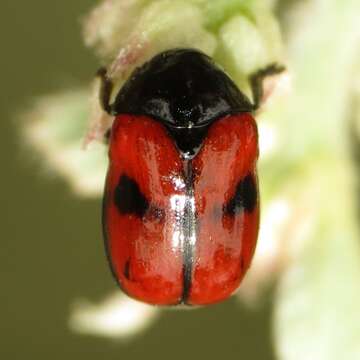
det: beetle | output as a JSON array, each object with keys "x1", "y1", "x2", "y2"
[{"x1": 98, "y1": 48, "x2": 283, "y2": 305}]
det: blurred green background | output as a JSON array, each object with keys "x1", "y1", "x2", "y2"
[{"x1": 0, "y1": 1, "x2": 275, "y2": 359}]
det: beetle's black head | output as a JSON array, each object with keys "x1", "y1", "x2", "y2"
[{"x1": 111, "y1": 48, "x2": 253, "y2": 158}]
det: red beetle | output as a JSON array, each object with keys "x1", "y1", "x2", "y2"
[{"x1": 99, "y1": 49, "x2": 277, "y2": 306}]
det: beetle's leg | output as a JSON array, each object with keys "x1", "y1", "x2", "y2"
[
  {"x1": 83, "y1": 67, "x2": 115, "y2": 145},
  {"x1": 96, "y1": 67, "x2": 114, "y2": 115},
  {"x1": 249, "y1": 63, "x2": 286, "y2": 111}
]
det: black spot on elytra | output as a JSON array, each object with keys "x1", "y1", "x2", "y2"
[
  {"x1": 225, "y1": 174, "x2": 257, "y2": 215},
  {"x1": 114, "y1": 175, "x2": 149, "y2": 217},
  {"x1": 124, "y1": 259, "x2": 131, "y2": 280}
]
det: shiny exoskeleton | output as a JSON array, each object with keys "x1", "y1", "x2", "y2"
[{"x1": 101, "y1": 49, "x2": 268, "y2": 305}]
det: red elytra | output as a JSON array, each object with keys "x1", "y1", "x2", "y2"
[
  {"x1": 99, "y1": 49, "x2": 264, "y2": 306},
  {"x1": 103, "y1": 113, "x2": 259, "y2": 306}
]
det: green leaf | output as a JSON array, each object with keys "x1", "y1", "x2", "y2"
[
  {"x1": 271, "y1": 0, "x2": 360, "y2": 358},
  {"x1": 274, "y1": 198, "x2": 360, "y2": 360}
]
